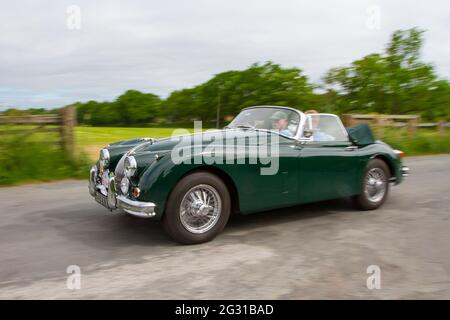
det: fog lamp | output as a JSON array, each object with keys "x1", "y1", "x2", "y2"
[
  {"x1": 132, "y1": 187, "x2": 141, "y2": 198},
  {"x1": 120, "y1": 177, "x2": 130, "y2": 195}
]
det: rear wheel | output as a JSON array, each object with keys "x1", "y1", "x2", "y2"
[
  {"x1": 162, "y1": 171, "x2": 231, "y2": 244},
  {"x1": 353, "y1": 159, "x2": 390, "y2": 210}
]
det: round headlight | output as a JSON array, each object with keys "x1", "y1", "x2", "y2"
[
  {"x1": 120, "y1": 177, "x2": 130, "y2": 195},
  {"x1": 124, "y1": 156, "x2": 137, "y2": 177}
]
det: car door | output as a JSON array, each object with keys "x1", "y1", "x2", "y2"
[
  {"x1": 297, "y1": 114, "x2": 366, "y2": 204},
  {"x1": 228, "y1": 133, "x2": 301, "y2": 213}
]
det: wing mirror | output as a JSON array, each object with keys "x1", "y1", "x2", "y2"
[{"x1": 303, "y1": 129, "x2": 313, "y2": 138}]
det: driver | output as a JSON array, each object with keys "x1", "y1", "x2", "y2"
[{"x1": 270, "y1": 111, "x2": 293, "y2": 137}]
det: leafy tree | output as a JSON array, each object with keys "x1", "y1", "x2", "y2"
[
  {"x1": 115, "y1": 90, "x2": 161, "y2": 124},
  {"x1": 75, "y1": 100, "x2": 117, "y2": 125},
  {"x1": 75, "y1": 90, "x2": 161, "y2": 125},
  {"x1": 323, "y1": 28, "x2": 450, "y2": 120},
  {"x1": 164, "y1": 62, "x2": 315, "y2": 122},
  {"x1": 1, "y1": 107, "x2": 54, "y2": 116}
]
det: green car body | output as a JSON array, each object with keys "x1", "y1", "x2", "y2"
[{"x1": 89, "y1": 106, "x2": 407, "y2": 223}]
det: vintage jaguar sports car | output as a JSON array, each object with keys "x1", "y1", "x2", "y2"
[{"x1": 89, "y1": 106, "x2": 409, "y2": 244}]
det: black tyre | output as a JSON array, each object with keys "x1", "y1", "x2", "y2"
[
  {"x1": 162, "y1": 171, "x2": 231, "y2": 244},
  {"x1": 353, "y1": 158, "x2": 390, "y2": 210}
]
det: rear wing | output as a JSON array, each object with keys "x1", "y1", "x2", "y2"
[{"x1": 346, "y1": 123, "x2": 376, "y2": 146}]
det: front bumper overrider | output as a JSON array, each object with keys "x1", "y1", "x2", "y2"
[{"x1": 401, "y1": 166, "x2": 410, "y2": 177}]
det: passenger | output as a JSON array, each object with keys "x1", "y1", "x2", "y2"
[{"x1": 304, "y1": 110, "x2": 335, "y2": 141}]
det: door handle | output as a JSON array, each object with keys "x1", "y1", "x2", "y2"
[{"x1": 345, "y1": 146, "x2": 358, "y2": 151}]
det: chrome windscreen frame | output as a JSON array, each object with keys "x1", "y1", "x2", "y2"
[
  {"x1": 297, "y1": 113, "x2": 351, "y2": 143},
  {"x1": 238, "y1": 105, "x2": 307, "y2": 141}
]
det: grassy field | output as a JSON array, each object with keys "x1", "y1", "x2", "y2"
[
  {"x1": 76, "y1": 126, "x2": 196, "y2": 159},
  {"x1": 0, "y1": 126, "x2": 195, "y2": 185},
  {"x1": 76, "y1": 126, "x2": 192, "y2": 145},
  {"x1": 0, "y1": 125, "x2": 449, "y2": 185},
  {"x1": 378, "y1": 128, "x2": 450, "y2": 156}
]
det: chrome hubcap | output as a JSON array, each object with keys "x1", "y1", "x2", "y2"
[
  {"x1": 364, "y1": 168, "x2": 386, "y2": 202},
  {"x1": 179, "y1": 184, "x2": 221, "y2": 234}
]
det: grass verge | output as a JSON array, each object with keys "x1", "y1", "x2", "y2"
[
  {"x1": 0, "y1": 136, "x2": 90, "y2": 186},
  {"x1": 379, "y1": 128, "x2": 450, "y2": 156}
]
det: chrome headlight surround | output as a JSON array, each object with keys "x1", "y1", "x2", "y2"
[
  {"x1": 99, "y1": 148, "x2": 110, "y2": 170},
  {"x1": 124, "y1": 156, "x2": 137, "y2": 178}
]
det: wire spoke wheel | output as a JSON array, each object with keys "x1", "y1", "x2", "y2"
[
  {"x1": 179, "y1": 184, "x2": 222, "y2": 234},
  {"x1": 364, "y1": 167, "x2": 387, "y2": 203},
  {"x1": 163, "y1": 171, "x2": 231, "y2": 244}
]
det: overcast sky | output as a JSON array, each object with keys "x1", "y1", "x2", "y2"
[{"x1": 0, "y1": 0, "x2": 449, "y2": 110}]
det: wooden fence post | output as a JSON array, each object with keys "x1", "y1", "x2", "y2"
[
  {"x1": 407, "y1": 117, "x2": 418, "y2": 138},
  {"x1": 373, "y1": 114, "x2": 383, "y2": 137},
  {"x1": 437, "y1": 120, "x2": 445, "y2": 135},
  {"x1": 60, "y1": 106, "x2": 76, "y2": 157}
]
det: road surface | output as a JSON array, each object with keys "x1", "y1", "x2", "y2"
[{"x1": 0, "y1": 155, "x2": 449, "y2": 299}]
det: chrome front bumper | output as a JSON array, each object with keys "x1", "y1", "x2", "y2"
[
  {"x1": 116, "y1": 195, "x2": 156, "y2": 218},
  {"x1": 89, "y1": 166, "x2": 156, "y2": 218}
]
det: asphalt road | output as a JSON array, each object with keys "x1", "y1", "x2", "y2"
[{"x1": 0, "y1": 155, "x2": 449, "y2": 299}]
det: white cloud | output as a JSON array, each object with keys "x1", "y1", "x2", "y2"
[{"x1": 0, "y1": 0, "x2": 449, "y2": 109}]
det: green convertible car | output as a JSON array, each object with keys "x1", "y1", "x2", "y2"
[{"x1": 89, "y1": 106, "x2": 409, "y2": 244}]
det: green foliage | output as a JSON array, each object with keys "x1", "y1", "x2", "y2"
[
  {"x1": 164, "y1": 62, "x2": 315, "y2": 122},
  {"x1": 323, "y1": 28, "x2": 450, "y2": 120},
  {"x1": 380, "y1": 129, "x2": 450, "y2": 156},
  {"x1": 0, "y1": 137, "x2": 90, "y2": 185},
  {"x1": 75, "y1": 90, "x2": 162, "y2": 126},
  {"x1": 1, "y1": 107, "x2": 60, "y2": 116},
  {"x1": 116, "y1": 90, "x2": 161, "y2": 124}
]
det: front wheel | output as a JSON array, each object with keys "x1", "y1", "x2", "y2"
[
  {"x1": 353, "y1": 158, "x2": 390, "y2": 210},
  {"x1": 162, "y1": 171, "x2": 231, "y2": 244}
]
